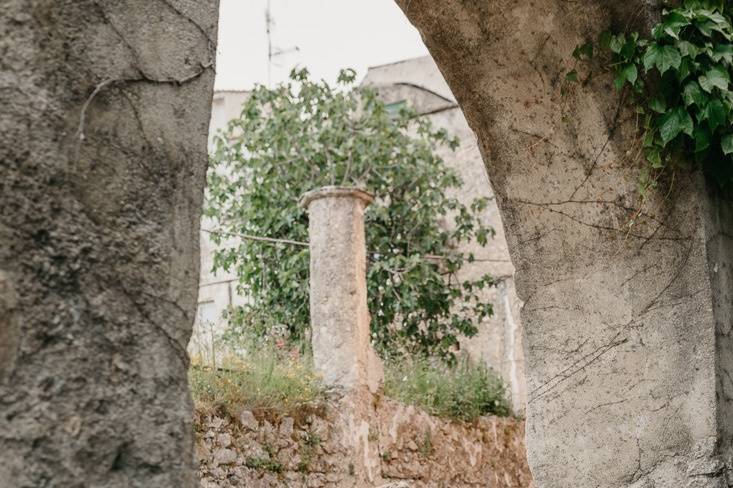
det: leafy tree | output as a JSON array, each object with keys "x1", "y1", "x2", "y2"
[{"x1": 206, "y1": 68, "x2": 495, "y2": 361}]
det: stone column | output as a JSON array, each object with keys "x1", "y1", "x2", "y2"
[{"x1": 301, "y1": 186, "x2": 382, "y2": 393}]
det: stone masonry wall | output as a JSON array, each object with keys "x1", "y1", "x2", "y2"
[{"x1": 195, "y1": 397, "x2": 531, "y2": 488}]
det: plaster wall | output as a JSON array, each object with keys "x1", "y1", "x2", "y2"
[{"x1": 190, "y1": 91, "x2": 250, "y2": 366}]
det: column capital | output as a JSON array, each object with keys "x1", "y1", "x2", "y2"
[{"x1": 300, "y1": 186, "x2": 374, "y2": 209}]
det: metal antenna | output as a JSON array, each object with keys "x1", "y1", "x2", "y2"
[
  {"x1": 265, "y1": 0, "x2": 299, "y2": 86},
  {"x1": 266, "y1": 0, "x2": 273, "y2": 86}
]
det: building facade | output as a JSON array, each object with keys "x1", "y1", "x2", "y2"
[{"x1": 189, "y1": 90, "x2": 250, "y2": 366}]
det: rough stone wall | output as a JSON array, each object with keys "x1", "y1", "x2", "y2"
[
  {"x1": 0, "y1": 1, "x2": 218, "y2": 486},
  {"x1": 195, "y1": 397, "x2": 531, "y2": 488},
  {"x1": 377, "y1": 400, "x2": 531, "y2": 487},
  {"x1": 706, "y1": 194, "x2": 733, "y2": 471},
  {"x1": 396, "y1": 1, "x2": 733, "y2": 487}
]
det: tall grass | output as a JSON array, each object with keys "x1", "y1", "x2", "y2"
[
  {"x1": 384, "y1": 357, "x2": 512, "y2": 421},
  {"x1": 190, "y1": 347, "x2": 511, "y2": 422},
  {"x1": 189, "y1": 347, "x2": 325, "y2": 419}
]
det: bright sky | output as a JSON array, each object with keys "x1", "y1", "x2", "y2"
[{"x1": 214, "y1": 0, "x2": 429, "y2": 90}]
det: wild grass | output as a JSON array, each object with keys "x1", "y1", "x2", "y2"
[
  {"x1": 189, "y1": 347, "x2": 325, "y2": 419},
  {"x1": 190, "y1": 347, "x2": 511, "y2": 423},
  {"x1": 383, "y1": 357, "x2": 512, "y2": 421}
]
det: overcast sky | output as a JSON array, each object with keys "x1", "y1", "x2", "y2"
[{"x1": 214, "y1": 0, "x2": 429, "y2": 90}]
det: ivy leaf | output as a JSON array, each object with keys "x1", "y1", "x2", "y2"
[
  {"x1": 695, "y1": 19, "x2": 730, "y2": 39},
  {"x1": 643, "y1": 44, "x2": 682, "y2": 74},
  {"x1": 649, "y1": 97, "x2": 667, "y2": 113},
  {"x1": 711, "y1": 44, "x2": 733, "y2": 63},
  {"x1": 646, "y1": 147, "x2": 663, "y2": 168},
  {"x1": 680, "y1": 109, "x2": 695, "y2": 137},
  {"x1": 683, "y1": 80, "x2": 707, "y2": 106},
  {"x1": 572, "y1": 42, "x2": 594, "y2": 60},
  {"x1": 659, "y1": 106, "x2": 694, "y2": 145},
  {"x1": 642, "y1": 45, "x2": 657, "y2": 72},
  {"x1": 658, "y1": 10, "x2": 692, "y2": 39},
  {"x1": 677, "y1": 41, "x2": 700, "y2": 59},
  {"x1": 598, "y1": 31, "x2": 613, "y2": 50},
  {"x1": 677, "y1": 57, "x2": 693, "y2": 81},
  {"x1": 614, "y1": 63, "x2": 638, "y2": 90},
  {"x1": 699, "y1": 66, "x2": 730, "y2": 92},
  {"x1": 722, "y1": 134, "x2": 733, "y2": 155},
  {"x1": 609, "y1": 34, "x2": 626, "y2": 54},
  {"x1": 693, "y1": 125, "x2": 712, "y2": 152},
  {"x1": 702, "y1": 99, "x2": 727, "y2": 132},
  {"x1": 620, "y1": 34, "x2": 638, "y2": 60},
  {"x1": 642, "y1": 130, "x2": 656, "y2": 148},
  {"x1": 698, "y1": 10, "x2": 729, "y2": 27}
]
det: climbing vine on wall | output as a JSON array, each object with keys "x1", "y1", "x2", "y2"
[{"x1": 573, "y1": 0, "x2": 733, "y2": 187}]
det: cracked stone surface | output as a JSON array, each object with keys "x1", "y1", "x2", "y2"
[
  {"x1": 398, "y1": 1, "x2": 733, "y2": 486},
  {"x1": 0, "y1": 1, "x2": 219, "y2": 486},
  {"x1": 195, "y1": 397, "x2": 531, "y2": 487}
]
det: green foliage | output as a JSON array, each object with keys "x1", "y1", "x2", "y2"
[
  {"x1": 296, "y1": 431, "x2": 322, "y2": 473},
  {"x1": 191, "y1": 349, "x2": 510, "y2": 422},
  {"x1": 245, "y1": 456, "x2": 284, "y2": 473},
  {"x1": 188, "y1": 347, "x2": 325, "y2": 418},
  {"x1": 419, "y1": 430, "x2": 434, "y2": 457},
  {"x1": 206, "y1": 68, "x2": 495, "y2": 361},
  {"x1": 383, "y1": 357, "x2": 512, "y2": 421},
  {"x1": 573, "y1": 0, "x2": 733, "y2": 186}
]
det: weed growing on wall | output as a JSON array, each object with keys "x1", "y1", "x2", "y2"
[
  {"x1": 190, "y1": 350, "x2": 510, "y2": 422},
  {"x1": 189, "y1": 348, "x2": 325, "y2": 419},
  {"x1": 206, "y1": 68, "x2": 495, "y2": 362},
  {"x1": 384, "y1": 357, "x2": 512, "y2": 420}
]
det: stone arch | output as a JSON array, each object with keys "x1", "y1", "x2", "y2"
[
  {"x1": 5, "y1": 1, "x2": 733, "y2": 486},
  {"x1": 397, "y1": 1, "x2": 733, "y2": 486}
]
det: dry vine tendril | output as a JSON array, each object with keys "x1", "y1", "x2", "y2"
[{"x1": 570, "y1": 0, "x2": 733, "y2": 189}]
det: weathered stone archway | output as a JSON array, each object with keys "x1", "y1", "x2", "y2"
[
  {"x1": 397, "y1": 1, "x2": 733, "y2": 486},
  {"x1": 5, "y1": 1, "x2": 733, "y2": 486}
]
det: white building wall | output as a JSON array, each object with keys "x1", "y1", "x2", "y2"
[{"x1": 190, "y1": 91, "x2": 249, "y2": 366}]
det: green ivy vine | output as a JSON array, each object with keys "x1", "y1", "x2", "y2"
[{"x1": 571, "y1": 0, "x2": 733, "y2": 187}]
